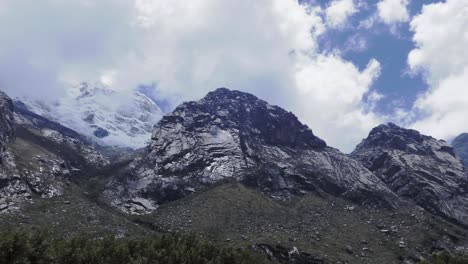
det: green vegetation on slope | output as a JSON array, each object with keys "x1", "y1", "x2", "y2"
[
  {"x1": 4, "y1": 124, "x2": 468, "y2": 264},
  {"x1": 421, "y1": 251, "x2": 468, "y2": 264},
  {"x1": 0, "y1": 229, "x2": 270, "y2": 264},
  {"x1": 137, "y1": 183, "x2": 468, "y2": 264}
]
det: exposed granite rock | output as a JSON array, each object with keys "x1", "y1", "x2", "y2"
[
  {"x1": 13, "y1": 100, "x2": 109, "y2": 167},
  {"x1": 255, "y1": 244, "x2": 327, "y2": 264},
  {"x1": 0, "y1": 90, "x2": 110, "y2": 213},
  {"x1": 105, "y1": 88, "x2": 398, "y2": 214},
  {"x1": 0, "y1": 91, "x2": 15, "y2": 153},
  {"x1": 351, "y1": 123, "x2": 468, "y2": 226},
  {"x1": 453, "y1": 133, "x2": 468, "y2": 167},
  {"x1": 0, "y1": 91, "x2": 28, "y2": 212},
  {"x1": 93, "y1": 127, "x2": 110, "y2": 138}
]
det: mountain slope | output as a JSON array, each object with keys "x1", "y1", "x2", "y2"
[
  {"x1": 139, "y1": 182, "x2": 468, "y2": 264},
  {"x1": 2, "y1": 88, "x2": 468, "y2": 263},
  {"x1": 104, "y1": 88, "x2": 398, "y2": 214},
  {"x1": 14, "y1": 100, "x2": 109, "y2": 167},
  {"x1": 0, "y1": 91, "x2": 27, "y2": 212},
  {"x1": 453, "y1": 133, "x2": 468, "y2": 166},
  {"x1": 351, "y1": 123, "x2": 468, "y2": 226},
  {"x1": 0, "y1": 90, "x2": 109, "y2": 212},
  {"x1": 20, "y1": 82, "x2": 164, "y2": 149}
]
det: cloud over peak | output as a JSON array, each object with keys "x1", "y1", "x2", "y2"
[
  {"x1": 408, "y1": 0, "x2": 468, "y2": 140},
  {"x1": 0, "y1": 0, "x2": 386, "y2": 152}
]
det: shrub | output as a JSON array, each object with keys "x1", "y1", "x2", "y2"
[
  {"x1": 421, "y1": 251, "x2": 468, "y2": 264},
  {"x1": 0, "y1": 230, "x2": 270, "y2": 264}
]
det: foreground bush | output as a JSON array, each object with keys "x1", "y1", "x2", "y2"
[
  {"x1": 0, "y1": 230, "x2": 270, "y2": 264},
  {"x1": 421, "y1": 251, "x2": 468, "y2": 264}
]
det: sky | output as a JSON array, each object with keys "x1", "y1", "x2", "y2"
[{"x1": 0, "y1": 0, "x2": 467, "y2": 152}]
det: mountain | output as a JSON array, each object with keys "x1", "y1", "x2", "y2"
[
  {"x1": 20, "y1": 82, "x2": 164, "y2": 149},
  {"x1": 104, "y1": 88, "x2": 398, "y2": 214},
  {"x1": 3, "y1": 87, "x2": 468, "y2": 263},
  {"x1": 100, "y1": 89, "x2": 468, "y2": 263},
  {"x1": 0, "y1": 91, "x2": 14, "y2": 149},
  {"x1": 0, "y1": 91, "x2": 23, "y2": 211},
  {"x1": 0, "y1": 91, "x2": 109, "y2": 212},
  {"x1": 351, "y1": 123, "x2": 468, "y2": 226},
  {"x1": 14, "y1": 101, "x2": 109, "y2": 167},
  {"x1": 453, "y1": 133, "x2": 468, "y2": 166}
]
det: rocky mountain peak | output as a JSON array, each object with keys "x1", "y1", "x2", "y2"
[
  {"x1": 0, "y1": 88, "x2": 114, "y2": 213},
  {"x1": 356, "y1": 122, "x2": 455, "y2": 156},
  {"x1": 453, "y1": 133, "x2": 468, "y2": 166},
  {"x1": 157, "y1": 88, "x2": 326, "y2": 150},
  {"x1": 106, "y1": 88, "x2": 396, "y2": 214},
  {"x1": 455, "y1": 133, "x2": 468, "y2": 141},
  {"x1": 19, "y1": 82, "x2": 164, "y2": 149},
  {"x1": 352, "y1": 123, "x2": 468, "y2": 226},
  {"x1": 202, "y1": 87, "x2": 260, "y2": 102}
]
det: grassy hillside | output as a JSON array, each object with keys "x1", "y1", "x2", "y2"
[
  {"x1": 135, "y1": 183, "x2": 468, "y2": 264},
  {"x1": 421, "y1": 251, "x2": 468, "y2": 264}
]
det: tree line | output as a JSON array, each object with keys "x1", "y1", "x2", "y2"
[{"x1": 0, "y1": 230, "x2": 271, "y2": 264}]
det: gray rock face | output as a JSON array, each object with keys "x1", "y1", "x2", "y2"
[
  {"x1": 0, "y1": 91, "x2": 15, "y2": 153},
  {"x1": 351, "y1": 123, "x2": 468, "y2": 226},
  {"x1": 0, "y1": 91, "x2": 27, "y2": 212},
  {"x1": 0, "y1": 90, "x2": 110, "y2": 213},
  {"x1": 13, "y1": 100, "x2": 109, "y2": 167},
  {"x1": 19, "y1": 81, "x2": 164, "y2": 149},
  {"x1": 453, "y1": 133, "x2": 468, "y2": 167},
  {"x1": 105, "y1": 88, "x2": 397, "y2": 214}
]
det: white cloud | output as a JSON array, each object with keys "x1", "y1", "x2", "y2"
[
  {"x1": 0, "y1": 0, "x2": 135, "y2": 100},
  {"x1": 294, "y1": 57, "x2": 383, "y2": 151},
  {"x1": 0, "y1": 0, "x2": 383, "y2": 152},
  {"x1": 100, "y1": 70, "x2": 118, "y2": 87},
  {"x1": 377, "y1": 0, "x2": 410, "y2": 24},
  {"x1": 408, "y1": 0, "x2": 468, "y2": 84},
  {"x1": 0, "y1": 2, "x2": 7, "y2": 14},
  {"x1": 344, "y1": 33, "x2": 368, "y2": 52},
  {"x1": 325, "y1": 0, "x2": 357, "y2": 28},
  {"x1": 407, "y1": 0, "x2": 468, "y2": 140},
  {"x1": 358, "y1": 15, "x2": 376, "y2": 30}
]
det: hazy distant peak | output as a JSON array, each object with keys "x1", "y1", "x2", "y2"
[{"x1": 20, "y1": 82, "x2": 164, "y2": 149}]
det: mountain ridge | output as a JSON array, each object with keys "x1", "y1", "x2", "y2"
[
  {"x1": 351, "y1": 122, "x2": 468, "y2": 226},
  {"x1": 0, "y1": 90, "x2": 109, "y2": 212},
  {"x1": 453, "y1": 133, "x2": 468, "y2": 167},
  {"x1": 1, "y1": 87, "x2": 468, "y2": 263},
  {"x1": 19, "y1": 82, "x2": 164, "y2": 149},
  {"x1": 104, "y1": 87, "x2": 399, "y2": 214}
]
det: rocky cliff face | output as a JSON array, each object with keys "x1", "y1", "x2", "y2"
[
  {"x1": 105, "y1": 88, "x2": 397, "y2": 214},
  {"x1": 453, "y1": 133, "x2": 468, "y2": 167},
  {"x1": 0, "y1": 91, "x2": 14, "y2": 151},
  {"x1": 14, "y1": 100, "x2": 109, "y2": 167},
  {"x1": 0, "y1": 90, "x2": 109, "y2": 212},
  {"x1": 0, "y1": 91, "x2": 27, "y2": 212},
  {"x1": 351, "y1": 123, "x2": 468, "y2": 226}
]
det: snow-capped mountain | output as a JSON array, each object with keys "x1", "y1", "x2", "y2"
[{"x1": 20, "y1": 82, "x2": 164, "y2": 149}]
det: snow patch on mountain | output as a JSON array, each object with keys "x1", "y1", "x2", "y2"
[{"x1": 20, "y1": 82, "x2": 164, "y2": 149}]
